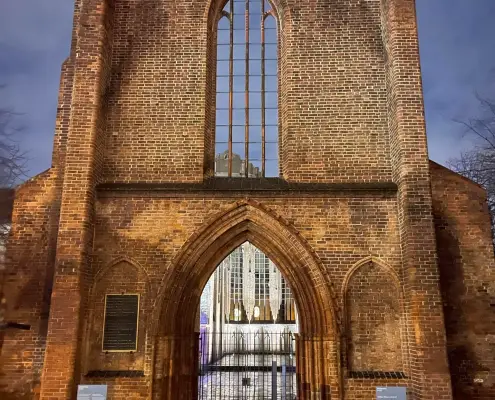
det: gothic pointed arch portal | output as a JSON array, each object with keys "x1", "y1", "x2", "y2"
[{"x1": 152, "y1": 202, "x2": 342, "y2": 400}]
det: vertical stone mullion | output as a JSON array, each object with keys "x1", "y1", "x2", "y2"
[
  {"x1": 39, "y1": 1, "x2": 113, "y2": 399},
  {"x1": 383, "y1": 0, "x2": 452, "y2": 399}
]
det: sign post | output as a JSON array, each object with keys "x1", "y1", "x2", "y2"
[{"x1": 272, "y1": 360, "x2": 277, "y2": 400}]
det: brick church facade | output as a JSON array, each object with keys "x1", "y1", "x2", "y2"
[{"x1": 1, "y1": 0, "x2": 494, "y2": 399}]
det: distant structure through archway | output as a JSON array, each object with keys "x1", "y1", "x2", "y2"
[{"x1": 198, "y1": 242, "x2": 298, "y2": 398}]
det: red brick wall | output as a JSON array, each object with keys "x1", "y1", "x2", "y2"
[
  {"x1": 280, "y1": 0, "x2": 390, "y2": 183},
  {"x1": 381, "y1": 0, "x2": 453, "y2": 398},
  {"x1": 345, "y1": 260, "x2": 403, "y2": 372},
  {"x1": 0, "y1": 33, "x2": 74, "y2": 398},
  {"x1": 92, "y1": 193, "x2": 402, "y2": 287},
  {"x1": 0, "y1": 173, "x2": 56, "y2": 400},
  {"x1": 84, "y1": 261, "x2": 150, "y2": 373},
  {"x1": 103, "y1": 0, "x2": 391, "y2": 184},
  {"x1": 89, "y1": 192, "x2": 403, "y2": 398},
  {"x1": 431, "y1": 161, "x2": 495, "y2": 400}
]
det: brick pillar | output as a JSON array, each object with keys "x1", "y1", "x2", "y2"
[
  {"x1": 296, "y1": 335, "x2": 340, "y2": 400},
  {"x1": 382, "y1": 0, "x2": 453, "y2": 399},
  {"x1": 160, "y1": 334, "x2": 199, "y2": 400},
  {"x1": 39, "y1": 1, "x2": 114, "y2": 399}
]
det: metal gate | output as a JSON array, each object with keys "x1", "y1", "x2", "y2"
[{"x1": 198, "y1": 330, "x2": 297, "y2": 399}]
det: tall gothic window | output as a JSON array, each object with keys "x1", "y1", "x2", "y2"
[{"x1": 215, "y1": 0, "x2": 279, "y2": 178}]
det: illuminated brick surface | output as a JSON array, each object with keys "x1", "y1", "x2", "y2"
[{"x1": 0, "y1": 1, "x2": 494, "y2": 399}]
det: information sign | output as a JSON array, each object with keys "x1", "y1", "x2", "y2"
[
  {"x1": 376, "y1": 386, "x2": 407, "y2": 400},
  {"x1": 77, "y1": 385, "x2": 107, "y2": 400}
]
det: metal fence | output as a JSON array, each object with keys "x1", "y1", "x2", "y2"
[{"x1": 198, "y1": 331, "x2": 297, "y2": 399}]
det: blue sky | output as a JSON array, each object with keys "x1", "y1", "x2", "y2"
[{"x1": 0, "y1": 0, "x2": 494, "y2": 179}]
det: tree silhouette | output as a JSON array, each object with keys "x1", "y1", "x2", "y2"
[{"x1": 448, "y1": 95, "x2": 495, "y2": 250}]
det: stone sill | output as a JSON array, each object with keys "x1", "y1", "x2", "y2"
[
  {"x1": 85, "y1": 370, "x2": 145, "y2": 378},
  {"x1": 348, "y1": 371, "x2": 407, "y2": 379},
  {"x1": 98, "y1": 179, "x2": 398, "y2": 196}
]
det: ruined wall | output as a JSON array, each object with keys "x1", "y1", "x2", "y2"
[
  {"x1": 0, "y1": 0, "x2": 462, "y2": 399},
  {"x1": 103, "y1": 0, "x2": 391, "y2": 184},
  {"x1": 79, "y1": 191, "x2": 408, "y2": 397},
  {"x1": 80, "y1": 260, "x2": 152, "y2": 398},
  {"x1": 381, "y1": 0, "x2": 453, "y2": 397},
  {"x1": 0, "y1": 48, "x2": 75, "y2": 400},
  {"x1": 0, "y1": 173, "x2": 57, "y2": 400},
  {"x1": 0, "y1": 6, "x2": 76, "y2": 395},
  {"x1": 431, "y1": 161, "x2": 495, "y2": 400},
  {"x1": 345, "y1": 260, "x2": 403, "y2": 373}
]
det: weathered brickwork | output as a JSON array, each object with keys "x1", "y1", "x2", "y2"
[
  {"x1": 83, "y1": 194, "x2": 403, "y2": 398},
  {"x1": 0, "y1": 173, "x2": 57, "y2": 400},
  {"x1": 104, "y1": 0, "x2": 391, "y2": 184},
  {"x1": 381, "y1": 0, "x2": 454, "y2": 398},
  {"x1": 0, "y1": 46, "x2": 75, "y2": 399},
  {"x1": 1, "y1": 0, "x2": 493, "y2": 399},
  {"x1": 430, "y1": 161, "x2": 495, "y2": 400},
  {"x1": 344, "y1": 260, "x2": 404, "y2": 373},
  {"x1": 84, "y1": 260, "x2": 150, "y2": 373}
]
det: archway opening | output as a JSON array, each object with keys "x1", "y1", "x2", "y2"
[
  {"x1": 197, "y1": 241, "x2": 298, "y2": 398},
  {"x1": 153, "y1": 202, "x2": 340, "y2": 399}
]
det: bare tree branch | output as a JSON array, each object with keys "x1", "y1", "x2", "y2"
[
  {"x1": 0, "y1": 86, "x2": 28, "y2": 269},
  {"x1": 448, "y1": 95, "x2": 495, "y2": 250},
  {"x1": 0, "y1": 106, "x2": 28, "y2": 188}
]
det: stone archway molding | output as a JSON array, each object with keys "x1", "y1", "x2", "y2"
[
  {"x1": 152, "y1": 199, "x2": 342, "y2": 400},
  {"x1": 153, "y1": 199, "x2": 339, "y2": 335}
]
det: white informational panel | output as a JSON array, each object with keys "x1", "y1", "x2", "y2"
[
  {"x1": 77, "y1": 385, "x2": 107, "y2": 400},
  {"x1": 376, "y1": 386, "x2": 407, "y2": 400}
]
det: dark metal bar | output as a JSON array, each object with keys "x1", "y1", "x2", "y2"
[
  {"x1": 197, "y1": 332, "x2": 297, "y2": 398},
  {"x1": 244, "y1": 0, "x2": 250, "y2": 177},
  {"x1": 261, "y1": 0, "x2": 266, "y2": 177},
  {"x1": 272, "y1": 360, "x2": 277, "y2": 399},
  {"x1": 282, "y1": 360, "x2": 287, "y2": 399},
  {"x1": 0, "y1": 322, "x2": 31, "y2": 330},
  {"x1": 228, "y1": 1, "x2": 234, "y2": 177}
]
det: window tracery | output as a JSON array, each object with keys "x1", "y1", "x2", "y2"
[{"x1": 214, "y1": 0, "x2": 279, "y2": 178}]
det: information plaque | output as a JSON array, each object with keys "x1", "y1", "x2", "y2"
[
  {"x1": 77, "y1": 385, "x2": 107, "y2": 400},
  {"x1": 376, "y1": 386, "x2": 407, "y2": 400}
]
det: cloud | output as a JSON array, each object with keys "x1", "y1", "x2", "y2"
[
  {"x1": 0, "y1": 0, "x2": 74, "y2": 177},
  {"x1": 416, "y1": 0, "x2": 495, "y2": 165},
  {"x1": 0, "y1": 1, "x2": 74, "y2": 53}
]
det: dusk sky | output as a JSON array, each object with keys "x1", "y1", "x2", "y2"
[{"x1": 1, "y1": 0, "x2": 494, "y2": 179}]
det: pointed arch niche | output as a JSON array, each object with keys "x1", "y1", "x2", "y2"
[
  {"x1": 204, "y1": 0, "x2": 288, "y2": 178},
  {"x1": 83, "y1": 258, "x2": 151, "y2": 375},
  {"x1": 343, "y1": 257, "x2": 406, "y2": 375},
  {"x1": 152, "y1": 201, "x2": 341, "y2": 400}
]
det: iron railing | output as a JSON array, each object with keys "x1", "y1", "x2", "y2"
[{"x1": 198, "y1": 330, "x2": 297, "y2": 399}]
